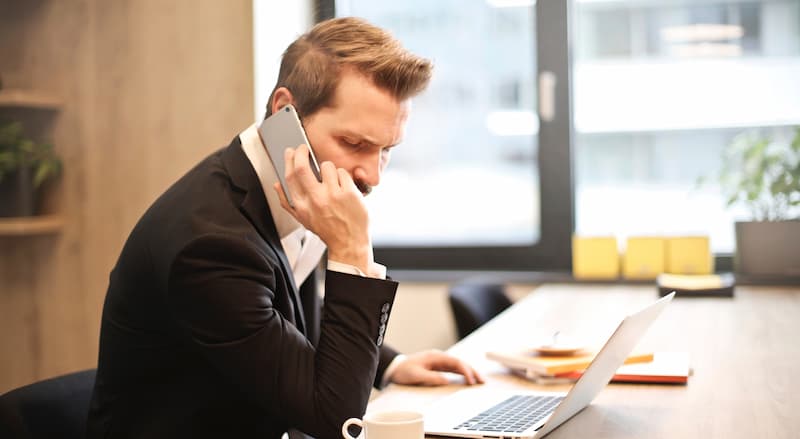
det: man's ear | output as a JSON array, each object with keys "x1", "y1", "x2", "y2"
[{"x1": 271, "y1": 87, "x2": 294, "y2": 115}]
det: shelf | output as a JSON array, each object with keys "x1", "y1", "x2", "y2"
[
  {"x1": 0, "y1": 89, "x2": 61, "y2": 110},
  {"x1": 0, "y1": 215, "x2": 64, "y2": 236}
]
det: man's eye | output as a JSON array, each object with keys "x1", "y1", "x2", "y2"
[{"x1": 342, "y1": 138, "x2": 360, "y2": 147}]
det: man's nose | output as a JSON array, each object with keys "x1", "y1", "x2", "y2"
[{"x1": 355, "y1": 151, "x2": 383, "y2": 188}]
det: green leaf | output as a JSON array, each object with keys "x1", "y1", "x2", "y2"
[
  {"x1": 0, "y1": 121, "x2": 23, "y2": 147},
  {"x1": 712, "y1": 126, "x2": 800, "y2": 220},
  {"x1": 0, "y1": 120, "x2": 62, "y2": 187},
  {"x1": 33, "y1": 162, "x2": 52, "y2": 187},
  {"x1": 0, "y1": 150, "x2": 16, "y2": 167}
]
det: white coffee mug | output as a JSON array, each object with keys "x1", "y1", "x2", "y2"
[{"x1": 341, "y1": 410, "x2": 424, "y2": 439}]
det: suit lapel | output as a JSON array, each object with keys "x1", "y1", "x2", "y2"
[{"x1": 220, "y1": 137, "x2": 307, "y2": 334}]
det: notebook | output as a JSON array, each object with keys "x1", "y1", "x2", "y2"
[{"x1": 424, "y1": 292, "x2": 675, "y2": 439}]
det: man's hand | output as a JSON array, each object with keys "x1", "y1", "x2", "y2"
[
  {"x1": 389, "y1": 350, "x2": 485, "y2": 386},
  {"x1": 275, "y1": 145, "x2": 375, "y2": 275}
]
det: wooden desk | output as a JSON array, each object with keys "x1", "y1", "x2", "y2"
[{"x1": 370, "y1": 284, "x2": 800, "y2": 438}]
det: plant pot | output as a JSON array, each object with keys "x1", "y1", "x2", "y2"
[
  {"x1": 0, "y1": 166, "x2": 36, "y2": 217},
  {"x1": 735, "y1": 220, "x2": 800, "y2": 279}
]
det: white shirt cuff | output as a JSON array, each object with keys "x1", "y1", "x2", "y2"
[
  {"x1": 327, "y1": 260, "x2": 387, "y2": 280},
  {"x1": 380, "y1": 354, "x2": 406, "y2": 387}
]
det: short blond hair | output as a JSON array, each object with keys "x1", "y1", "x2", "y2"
[{"x1": 266, "y1": 17, "x2": 433, "y2": 118}]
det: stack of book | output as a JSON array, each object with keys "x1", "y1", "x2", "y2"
[{"x1": 486, "y1": 349, "x2": 690, "y2": 385}]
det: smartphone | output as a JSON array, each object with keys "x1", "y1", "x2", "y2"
[{"x1": 257, "y1": 104, "x2": 321, "y2": 206}]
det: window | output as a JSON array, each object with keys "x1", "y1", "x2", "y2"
[
  {"x1": 573, "y1": 0, "x2": 800, "y2": 254},
  {"x1": 324, "y1": 0, "x2": 574, "y2": 271},
  {"x1": 315, "y1": 0, "x2": 800, "y2": 271},
  {"x1": 335, "y1": 1, "x2": 539, "y2": 247}
]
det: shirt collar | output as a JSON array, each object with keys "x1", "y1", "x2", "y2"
[{"x1": 239, "y1": 122, "x2": 301, "y2": 240}]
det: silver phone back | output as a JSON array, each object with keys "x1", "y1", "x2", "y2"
[{"x1": 257, "y1": 105, "x2": 320, "y2": 206}]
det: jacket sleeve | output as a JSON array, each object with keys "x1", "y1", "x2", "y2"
[
  {"x1": 375, "y1": 344, "x2": 400, "y2": 388},
  {"x1": 167, "y1": 234, "x2": 398, "y2": 439}
]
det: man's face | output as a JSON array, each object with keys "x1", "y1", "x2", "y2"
[{"x1": 300, "y1": 69, "x2": 410, "y2": 195}]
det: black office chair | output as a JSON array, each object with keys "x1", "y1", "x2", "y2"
[
  {"x1": 448, "y1": 282, "x2": 513, "y2": 340},
  {"x1": 0, "y1": 369, "x2": 96, "y2": 439}
]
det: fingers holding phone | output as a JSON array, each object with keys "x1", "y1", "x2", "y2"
[
  {"x1": 260, "y1": 104, "x2": 374, "y2": 272},
  {"x1": 276, "y1": 145, "x2": 373, "y2": 273},
  {"x1": 284, "y1": 144, "x2": 322, "y2": 193}
]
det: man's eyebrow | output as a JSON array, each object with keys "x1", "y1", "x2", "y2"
[{"x1": 338, "y1": 130, "x2": 398, "y2": 148}]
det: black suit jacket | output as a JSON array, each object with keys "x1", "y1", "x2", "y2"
[{"x1": 87, "y1": 137, "x2": 399, "y2": 439}]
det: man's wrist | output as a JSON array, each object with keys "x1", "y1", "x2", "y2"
[
  {"x1": 381, "y1": 354, "x2": 406, "y2": 387},
  {"x1": 328, "y1": 245, "x2": 373, "y2": 275},
  {"x1": 328, "y1": 260, "x2": 387, "y2": 280}
]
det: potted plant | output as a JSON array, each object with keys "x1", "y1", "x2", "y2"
[
  {"x1": 0, "y1": 120, "x2": 62, "y2": 217},
  {"x1": 716, "y1": 127, "x2": 800, "y2": 280}
]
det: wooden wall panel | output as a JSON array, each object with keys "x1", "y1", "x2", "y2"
[
  {"x1": 83, "y1": 0, "x2": 255, "y2": 343},
  {"x1": 0, "y1": 0, "x2": 92, "y2": 394},
  {"x1": 0, "y1": 0, "x2": 254, "y2": 393}
]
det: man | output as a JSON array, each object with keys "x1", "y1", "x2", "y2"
[{"x1": 87, "y1": 17, "x2": 482, "y2": 439}]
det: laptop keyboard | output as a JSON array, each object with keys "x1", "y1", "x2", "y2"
[{"x1": 453, "y1": 395, "x2": 564, "y2": 434}]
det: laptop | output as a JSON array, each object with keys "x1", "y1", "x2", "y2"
[{"x1": 424, "y1": 292, "x2": 675, "y2": 439}]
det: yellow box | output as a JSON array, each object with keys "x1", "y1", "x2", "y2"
[
  {"x1": 665, "y1": 236, "x2": 713, "y2": 275},
  {"x1": 572, "y1": 235, "x2": 619, "y2": 279},
  {"x1": 623, "y1": 237, "x2": 666, "y2": 280}
]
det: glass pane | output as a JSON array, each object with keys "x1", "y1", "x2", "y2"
[
  {"x1": 336, "y1": 0, "x2": 539, "y2": 247},
  {"x1": 574, "y1": 0, "x2": 800, "y2": 253}
]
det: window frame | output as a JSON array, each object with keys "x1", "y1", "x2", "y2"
[{"x1": 316, "y1": 0, "x2": 575, "y2": 271}]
